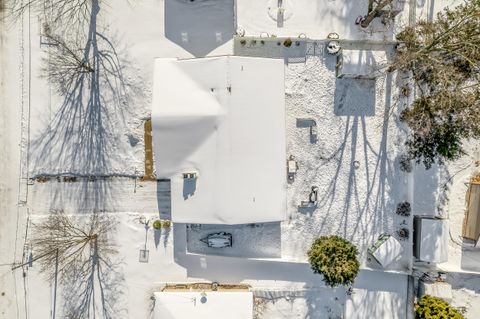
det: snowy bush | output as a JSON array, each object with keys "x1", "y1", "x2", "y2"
[
  {"x1": 396, "y1": 201, "x2": 411, "y2": 216},
  {"x1": 307, "y1": 236, "x2": 360, "y2": 287},
  {"x1": 399, "y1": 154, "x2": 413, "y2": 173},
  {"x1": 415, "y1": 295, "x2": 464, "y2": 319},
  {"x1": 162, "y1": 220, "x2": 171, "y2": 228}
]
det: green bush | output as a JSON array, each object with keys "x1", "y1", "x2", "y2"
[
  {"x1": 416, "y1": 295, "x2": 464, "y2": 319},
  {"x1": 152, "y1": 220, "x2": 162, "y2": 230},
  {"x1": 307, "y1": 235, "x2": 360, "y2": 287},
  {"x1": 283, "y1": 38, "x2": 293, "y2": 47},
  {"x1": 161, "y1": 220, "x2": 171, "y2": 228}
]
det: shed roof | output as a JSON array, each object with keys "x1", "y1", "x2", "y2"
[
  {"x1": 154, "y1": 291, "x2": 253, "y2": 319},
  {"x1": 369, "y1": 235, "x2": 404, "y2": 268},
  {"x1": 415, "y1": 217, "x2": 449, "y2": 263}
]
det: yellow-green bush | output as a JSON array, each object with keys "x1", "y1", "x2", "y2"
[
  {"x1": 415, "y1": 295, "x2": 464, "y2": 319},
  {"x1": 152, "y1": 220, "x2": 162, "y2": 230},
  {"x1": 307, "y1": 235, "x2": 360, "y2": 287}
]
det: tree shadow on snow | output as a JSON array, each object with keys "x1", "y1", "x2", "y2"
[
  {"x1": 164, "y1": 0, "x2": 235, "y2": 57},
  {"x1": 29, "y1": 0, "x2": 140, "y2": 212},
  {"x1": 60, "y1": 248, "x2": 127, "y2": 319},
  {"x1": 308, "y1": 71, "x2": 409, "y2": 265}
]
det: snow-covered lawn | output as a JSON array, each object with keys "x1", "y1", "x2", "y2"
[
  {"x1": 28, "y1": 178, "x2": 171, "y2": 216},
  {"x1": 255, "y1": 270, "x2": 408, "y2": 319},
  {"x1": 237, "y1": 0, "x2": 406, "y2": 40},
  {"x1": 268, "y1": 47, "x2": 410, "y2": 270}
]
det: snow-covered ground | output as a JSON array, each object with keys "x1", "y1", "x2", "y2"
[
  {"x1": 447, "y1": 273, "x2": 480, "y2": 319},
  {"x1": 257, "y1": 270, "x2": 409, "y2": 319},
  {"x1": 0, "y1": 5, "x2": 30, "y2": 318},
  {"x1": 280, "y1": 48, "x2": 412, "y2": 270},
  {"x1": 408, "y1": 132, "x2": 480, "y2": 276},
  {"x1": 415, "y1": 0, "x2": 466, "y2": 21},
  {"x1": 237, "y1": 0, "x2": 408, "y2": 41},
  {"x1": 20, "y1": 210, "x2": 412, "y2": 318}
]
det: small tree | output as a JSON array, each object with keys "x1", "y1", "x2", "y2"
[
  {"x1": 31, "y1": 211, "x2": 116, "y2": 281},
  {"x1": 415, "y1": 295, "x2": 464, "y2": 319},
  {"x1": 307, "y1": 235, "x2": 360, "y2": 287},
  {"x1": 25, "y1": 211, "x2": 121, "y2": 318}
]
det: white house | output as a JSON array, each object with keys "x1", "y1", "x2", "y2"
[
  {"x1": 154, "y1": 291, "x2": 253, "y2": 319},
  {"x1": 151, "y1": 56, "x2": 287, "y2": 224}
]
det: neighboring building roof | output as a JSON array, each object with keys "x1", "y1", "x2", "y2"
[
  {"x1": 154, "y1": 291, "x2": 253, "y2": 319},
  {"x1": 345, "y1": 290, "x2": 406, "y2": 319},
  {"x1": 152, "y1": 56, "x2": 287, "y2": 224},
  {"x1": 414, "y1": 217, "x2": 449, "y2": 263}
]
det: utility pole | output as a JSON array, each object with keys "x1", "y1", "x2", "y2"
[{"x1": 52, "y1": 249, "x2": 58, "y2": 319}]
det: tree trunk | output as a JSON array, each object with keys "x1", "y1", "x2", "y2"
[{"x1": 361, "y1": 0, "x2": 394, "y2": 28}]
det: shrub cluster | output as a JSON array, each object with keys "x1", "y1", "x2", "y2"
[
  {"x1": 415, "y1": 295, "x2": 464, "y2": 319},
  {"x1": 152, "y1": 219, "x2": 171, "y2": 230},
  {"x1": 307, "y1": 235, "x2": 360, "y2": 287}
]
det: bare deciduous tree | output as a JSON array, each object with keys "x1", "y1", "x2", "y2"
[
  {"x1": 31, "y1": 211, "x2": 116, "y2": 281},
  {"x1": 8, "y1": 0, "x2": 93, "y2": 29},
  {"x1": 41, "y1": 30, "x2": 94, "y2": 94},
  {"x1": 26, "y1": 0, "x2": 135, "y2": 175},
  {"x1": 28, "y1": 211, "x2": 123, "y2": 318}
]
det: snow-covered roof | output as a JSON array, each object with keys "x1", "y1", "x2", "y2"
[
  {"x1": 337, "y1": 49, "x2": 387, "y2": 79},
  {"x1": 154, "y1": 291, "x2": 253, "y2": 319},
  {"x1": 152, "y1": 56, "x2": 287, "y2": 224},
  {"x1": 414, "y1": 217, "x2": 449, "y2": 263},
  {"x1": 369, "y1": 235, "x2": 404, "y2": 268},
  {"x1": 345, "y1": 289, "x2": 406, "y2": 319}
]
